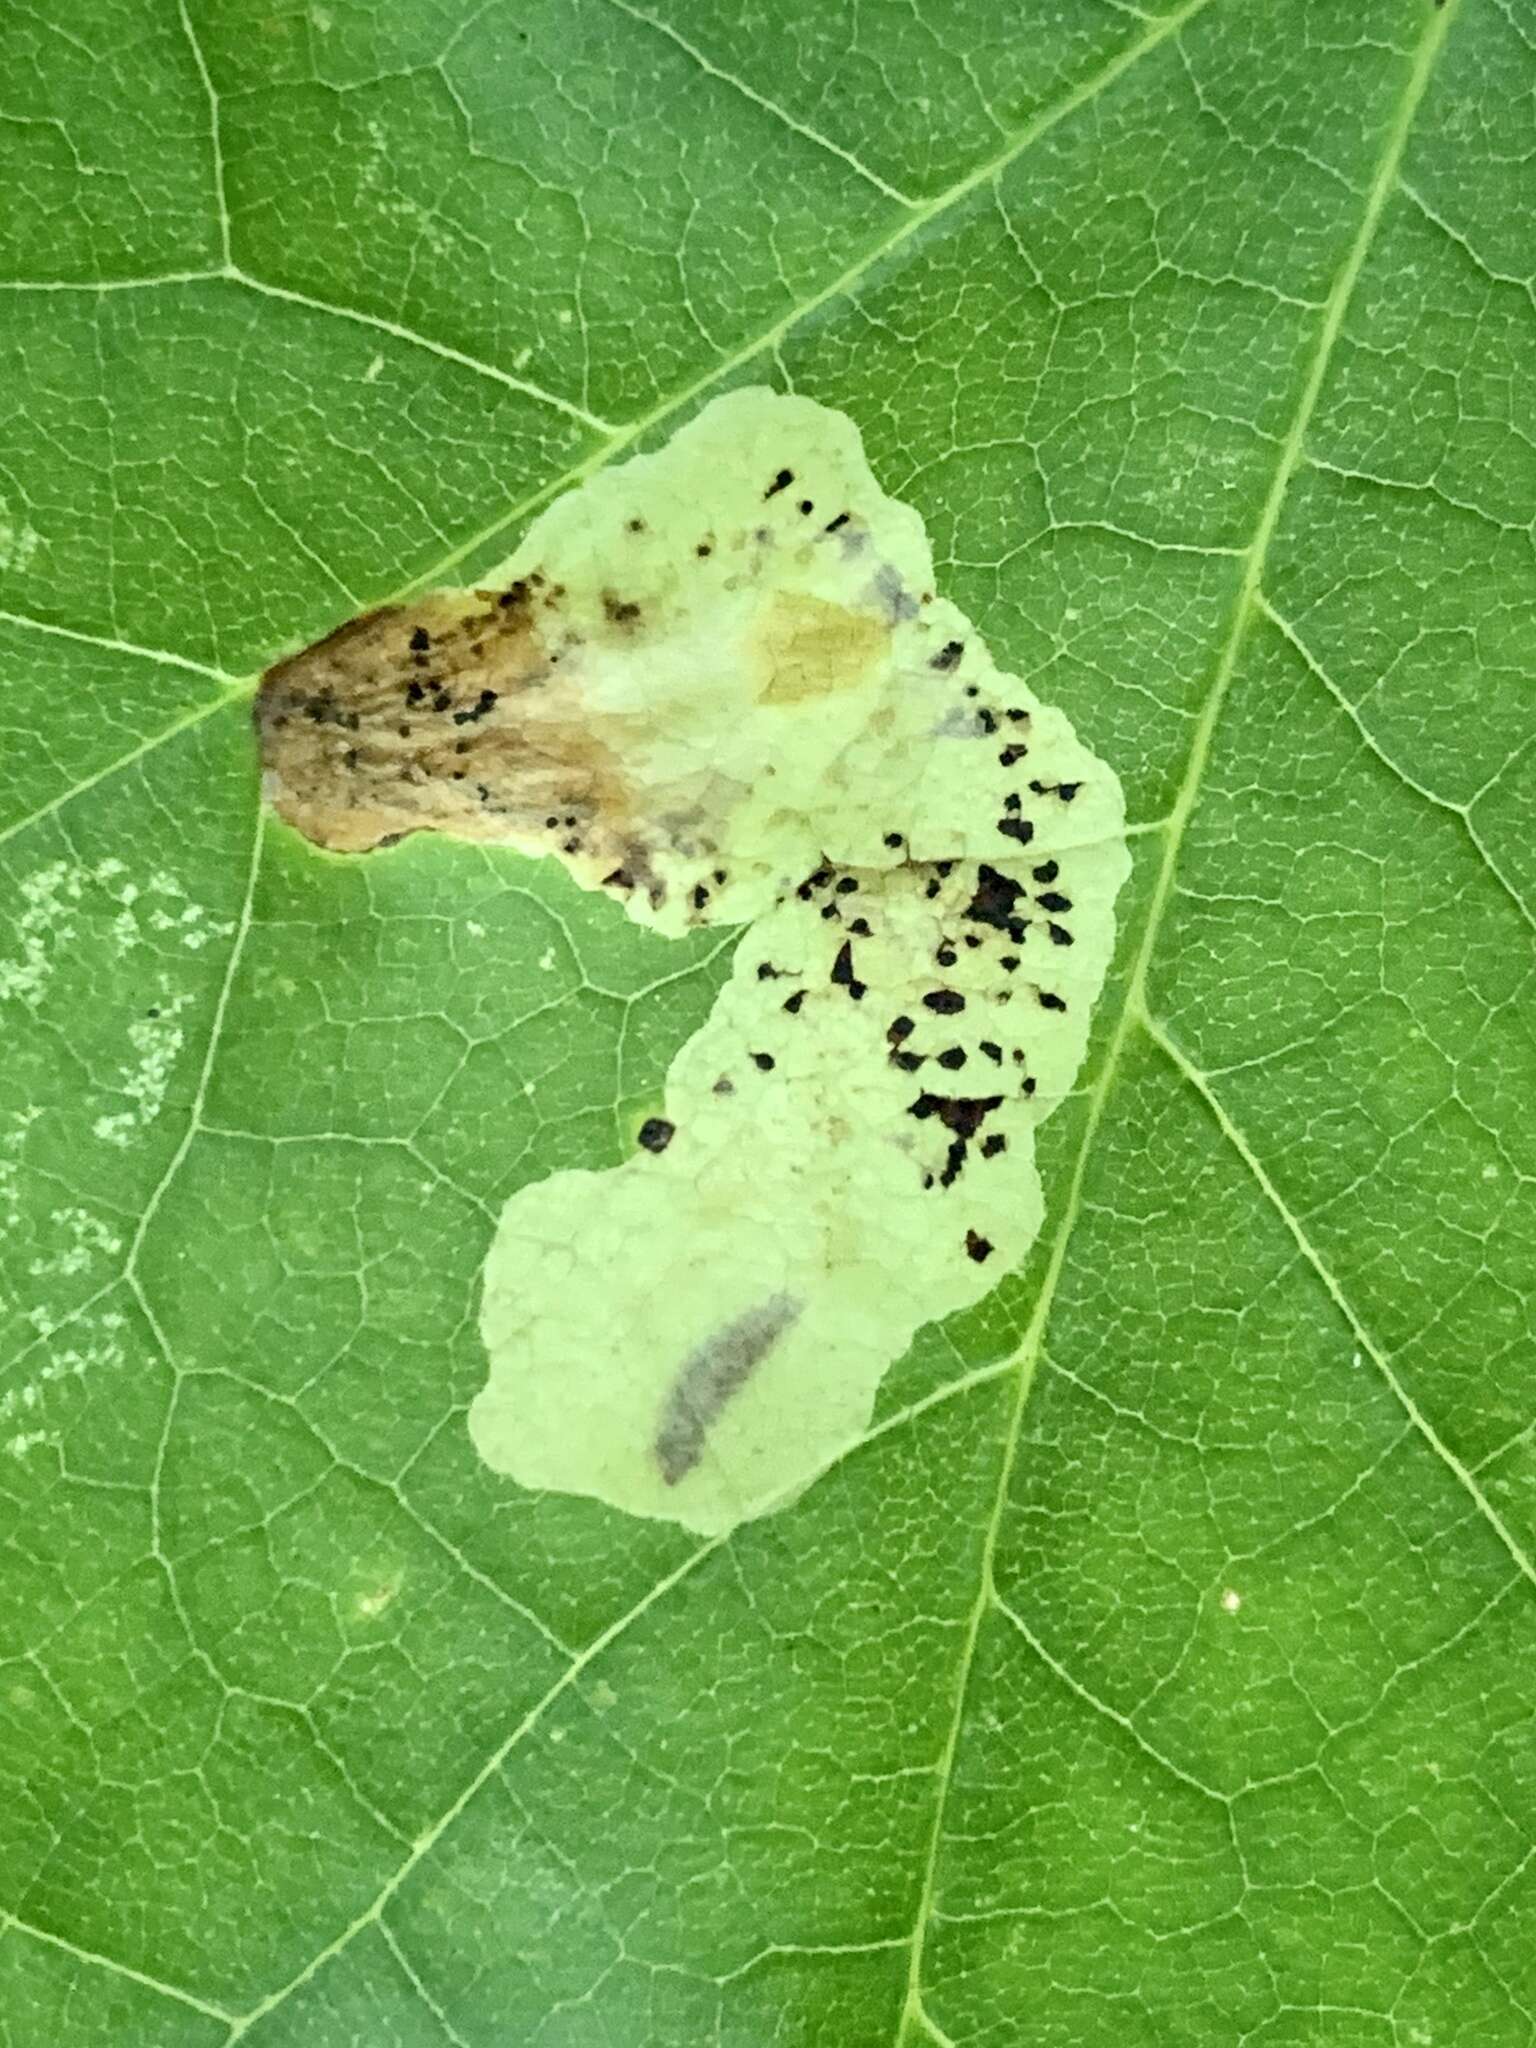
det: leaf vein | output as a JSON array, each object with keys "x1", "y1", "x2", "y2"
[
  {"x1": 0, "y1": 1909, "x2": 235, "y2": 2027},
  {"x1": 225, "y1": 1365, "x2": 1012, "y2": 2031},
  {"x1": 228, "y1": 270, "x2": 620, "y2": 432},
  {"x1": 992, "y1": 1592, "x2": 1227, "y2": 1803},
  {"x1": 598, "y1": 0, "x2": 918, "y2": 206},
  {"x1": 395, "y1": 0, "x2": 1222, "y2": 597},
  {"x1": 1141, "y1": 1011, "x2": 1536, "y2": 1593},
  {"x1": 176, "y1": 0, "x2": 231, "y2": 269},
  {"x1": 1257, "y1": 593, "x2": 1536, "y2": 934}
]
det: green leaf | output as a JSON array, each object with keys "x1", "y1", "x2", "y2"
[{"x1": 4, "y1": 0, "x2": 1533, "y2": 2041}]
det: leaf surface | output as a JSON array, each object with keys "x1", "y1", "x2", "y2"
[{"x1": 3, "y1": 2, "x2": 1534, "y2": 2042}]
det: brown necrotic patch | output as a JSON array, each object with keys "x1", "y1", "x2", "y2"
[
  {"x1": 256, "y1": 554, "x2": 893, "y2": 936},
  {"x1": 255, "y1": 585, "x2": 665, "y2": 897}
]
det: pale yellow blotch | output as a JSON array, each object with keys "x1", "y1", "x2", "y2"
[
  {"x1": 257, "y1": 388, "x2": 1129, "y2": 1538},
  {"x1": 353, "y1": 1573, "x2": 402, "y2": 1620},
  {"x1": 752, "y1": 590, "x2": 889, "y2": 704}
]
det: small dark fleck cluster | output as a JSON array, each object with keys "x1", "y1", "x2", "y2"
[
  {"x1": 830, "y1": 941, "x2": 866, "y2": 1001},
  {"x1": 746, "y1": 459, "x2": 855, "y2": 542},
  {"x1": 423, "y1": 434, "x2": 1102, "y2": 1305},
  {"x1": 774, "y1": 587, "x2": 1093, "y2": 1262}
]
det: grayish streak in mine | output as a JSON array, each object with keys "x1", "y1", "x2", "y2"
[{"x1": 653, "y1": 1293, "x2": 803, "y2": 1485}]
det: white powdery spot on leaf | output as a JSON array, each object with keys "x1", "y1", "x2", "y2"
[
  {"x1": 142, "y1": 870, "x2": 237, "y2": 953},
  {"x1": 0, "y1": 1106, "x2": 42, "y2": 1231},
  {"x1": 0, "y1": 501, "x2": 41, "y2": 574},
  {"x1": 0, "y1": 860, "x2": 232, "y2": 1014},
  {"x1": 27, "y1": 1206, "x2": 124, "y2": 1280},
  {"x1": 92, "y1": 992, "x2": 194, "y2": 1147},
  {"x1": 0, "y1": 861, "x2": 87, "y2": 1007},
  {"x1": 360, "y1": 122, "x2": 461, "y2": 263},
  {"x1": 1, "y1": 1315, "x2": 128, "y2": 1458}
]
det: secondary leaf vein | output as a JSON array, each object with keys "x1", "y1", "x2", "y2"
[{"x1": 1141, "y1": 1011, "x2": 1536, "y2": 1593}]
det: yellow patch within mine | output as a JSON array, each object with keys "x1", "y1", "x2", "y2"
[{"x1": 752, "y1": 590, "x2": 889, "y2": 704}]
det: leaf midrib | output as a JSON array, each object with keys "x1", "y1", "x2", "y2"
[{"x1": 896, "y1": 5, "x2": 1463, "y2": 2037}]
